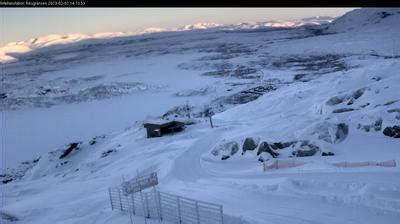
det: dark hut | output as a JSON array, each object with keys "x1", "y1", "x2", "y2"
[{"x1": 143, "y1": 121, "x2": 185, "y2": 138}]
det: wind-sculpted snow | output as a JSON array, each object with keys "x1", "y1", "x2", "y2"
[{"x1": 1, "y1": 8, "x2": 400, "y2": 224}]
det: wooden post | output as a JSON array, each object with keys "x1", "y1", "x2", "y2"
[{"x1": 209, "y1": 116, "x2": 214, "y2": 128}]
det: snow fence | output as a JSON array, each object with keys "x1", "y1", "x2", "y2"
[
  {"x1": 332, "y1": 160, "x2": 396, "y2": 168},
  {"x1": 263, "y1": 159, "x2": 396, "y2": 171},
  {"x1": 263, "y1": 159, "x2": 306, "y2": 171},
  {"x1": 108, "y1": 187, "x2": 224, "y2": 224}
]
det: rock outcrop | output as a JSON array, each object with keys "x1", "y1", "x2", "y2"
[
  {"x1": 257, "y1": 142, "x2": 279, "y2": 158},
  {"x1": 242, "y1": 137, "x2": 258, "y2": 153},
  {"x1": 383, "y1": 126, "x2": 400, "y2": 138}
]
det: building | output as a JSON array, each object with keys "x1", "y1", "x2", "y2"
[{"x1": 143, "y1": 121, "x2": 185, "y2": 138}]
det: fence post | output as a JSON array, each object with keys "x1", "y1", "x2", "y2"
[
  {"x1": 118, "y1": 188, "x2": 123, "y2": 211},
  {"x1": 108, "y1": 188, "x2": 114, "y2": 210},
  {"x1": 177, "y1": 196, "x2": 182, "y2": 223},
  {"x1": 195, "y1": 202, "x2": 200, "y2": 224},
  {"x1": 220, "y1": 205, "x2": 224, "y2": 224},
  {"x1": 128, "y1": 195, "x2": 134, "y2": 224},
  {"x1": 157, "y1": 191, "x2": 163, "y2": 221},
  {"x1": 131, "y1": 193, "x2": 136, "y2": 215},
  {"x1": 140, "y1": 190, "x2": 148, "y2": 224},
  {"x1": 145, "y1": 192, "x2": 150, "y2": 218}
]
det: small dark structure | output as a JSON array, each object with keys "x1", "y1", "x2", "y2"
[{"x1": 144, "y1": 121, "x2": 185, "y2": 138}]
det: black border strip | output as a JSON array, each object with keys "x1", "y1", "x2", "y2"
[{"x1": 0, "y1": 0, "x2": 399, "y2": 7}]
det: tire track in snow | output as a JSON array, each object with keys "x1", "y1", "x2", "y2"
[{"x1": 166, "y1": 127, "x2": 226, "y2": 182}]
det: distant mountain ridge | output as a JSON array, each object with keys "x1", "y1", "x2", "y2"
[{"x1": 0, "y1": 16, "x2": 334, "y2": 63}]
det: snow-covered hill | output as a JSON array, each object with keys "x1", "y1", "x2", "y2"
[
  {"x1": 327, "y1": 8, "x2": 400, "y2": 33},
  {"x1": 1, "y1": 8, "x2": 400, "y2": 224}
]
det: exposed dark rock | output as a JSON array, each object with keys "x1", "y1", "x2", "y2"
[
  {"x1": 269, "y1": 141, "x2": 296, "y2": 150},
  {"x1": 374, "y1": 118, "x2": 383, "y2": 131},
  {"x1": 272, "y1": 54, "x2": 348, "y2": 76},
  {"x1": 230, "y1": 143, "x2": 239, "y2": 155},
  {"x1": 212, "y1": 141, "x2": 240, "y2": 158},
  {"x1": 300, "y1": 141, "x2": 319, "y2": 149},
  {"x1": 332, "y1": 108, "x2": 355, "y2": 113},
  {"x1": 56, "y1": 161, "x2": 69, "y2": 168},
  {"x1": 388, "y1": 108, "x2": 400, "y2": 113},
  {"x1": 293, "y1": 74, "x2": 311, "y2": 82},
  {"x1": 233, "y1": 66, "x2": 258, "y2": 79},
  {"x1": 352, "y1": 88, "x2": 365, "y2": 100},
  {"x1": 0, "y1": 93, "x2": 7, "y2": 99},
  {"x1": 322, "y1": 152, "x2": 335, "y2": 156},
  {"x1": 2, "y1": 178, "x2": 13, "y2": 184},
  {"x1": 383, "y1": 126, "x2": 400, "y2": 138},
  {"x1": 379, "y1": 11, "x2": 393, "y2": 19},
  {"x1": 327, "y1": 88, "x2": 365, "y2": 107},
  {"x1": 347, "y1": 97, "x2": 354, "y2": 105},
  {"x1": 242, "y1": 137, "x2": 258, "y2": 152},
  {"x1": 372, "y1": 76, "x2": 382, "y2": 81},
  {"x1": 384, "y1": 100, "x2": 398, "y2": 106},
  {"x1": 89, "y1": 135, "x2": 105, "y2": 145},
  {"x1": 225, "y1": 85, "x2": 277, "y2": 105},
  {"x1": 257, "y1": 142, "x2": 279, "y2": 158},
  {"x1": 0, "y1": 211, "x2": 19, "y2": 221},
  {"x1": 358, "y1": 124, "x2": 371, "y2": 132},
  {"x1": 221, "y1": 155, "x2": 230, "y2": 160},
  {"x1": 360, "y1": 103, "x2": 370, "y2": 108},
  {"x1": 59, "y1": 142, "x2": 80, "y2": 159},
  {"x1": 292, "y1": 141, "x2": 319, "y2": 157},
  {"x1": 292, "y1": 148, "x2": 318, "y2": 157},
  {"x1": 101, "y1": 149, "x2": 117, "y2": 158},
  {"x1": 326, "y1": 96, "x2": 347, "y2": 106},
  {"x1": 162, "y1": 104, "x2": 194, "y2": 119},
  {"x1": 0, "y1": 157, "x2": 40, "y2": 185},
  {"x1": 201, "y1": 64, "x2": 259, "y2": 79},
  {"x1": 335, "y1": 123, "x2": 349, "y2": 143}
]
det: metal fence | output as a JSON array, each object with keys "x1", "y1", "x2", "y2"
[
  {"x1": 108, "y1": 187, "x2": 224, "y2": 224},
  {"x1": 122, "y1": 172, "x2": 159, "y2": 195}
]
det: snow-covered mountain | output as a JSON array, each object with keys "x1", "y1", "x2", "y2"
[
  {"x1": 0, "y1": 16, "x2": 334, "y2": 64},
  {"x1": 1, "y1": 8, "x2": 400, "y2": 224}
]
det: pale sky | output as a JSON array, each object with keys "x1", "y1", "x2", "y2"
[{"x1": 0, "y1": 8, "x2": 355, "y2": 46}]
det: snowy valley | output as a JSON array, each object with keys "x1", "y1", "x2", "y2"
[{"x1": 1, "y1": 8, "x2": 400, "y2": 224}]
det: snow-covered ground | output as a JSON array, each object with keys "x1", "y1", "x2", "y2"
[{"x1": 1, "y1": 8, "x2": 400, "y2": 224}]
